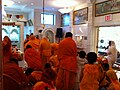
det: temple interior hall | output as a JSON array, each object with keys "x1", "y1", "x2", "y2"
[{"x1": 1, "y1": 0, "x2": 120, "y2": 90}]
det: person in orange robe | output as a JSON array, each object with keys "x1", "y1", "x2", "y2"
[
  {"x1": 24, "y1": 45, "x2": 43, "y2": 71},
  {"x1": 2, "y1": 36, "x2": 12, "y2": 64},
  {"x1": 35, "y1": 35, "x2": 41, "y2": 44},
  {"x1": 32, "y1": 81, "x2": 52, "y2": 90},
  {"x1": 49, "y1": 43, "x2": 59, "y2": 73},
  {"x1": 51, "y1": 43, "x2": 59, "y2": 56},
  {"x1": 3, "y1": 53, "x2": 29, "y2": 85},
  {"x1": 24, "y1": 35, "x2": 40, "y2": 51},
  {"x1": 24, "y1": 34, "x2": 30, "y2": 46},
  {"x1": 106, "y1": 69, "x2": 120, "y2": 90},
  {"x1": 80, "y1": 52, "x2": 105, "y2": 90},
  {"x1": 32, "y1": 63, "x2": 57, "y2": 90},
  {"x1": 56, "y1": 32, "x2": 77, "y2": 90},
  {"x1": 39, "y1": 37, "x2": 52, "y2": 66}
]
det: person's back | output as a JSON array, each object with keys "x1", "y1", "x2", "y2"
[
  {"x1": 24, "y1": 45, "x2": 43, "y2": 71},
  {"x1": 24, "y1": 35, "x2": 40, "y2": 51},
  {"x1": 75, "y1": 51, "x2": 87, "y2": 90},
  {"x1": 39, "y1": 37, "x2": 52, "y2": 66},
  {"x1": 3, "y1": 57, "x2": 29, "y2": 85},
  {"x1": 58, "y1": 32, "x2": 77, "y2": 72},
  {"x1": 106, "y1": 69, "x2": 120, "y2": 90},
  {"x1": 56, "y1": 32, "x2": 77, "y2": 90},
  {"x1": 80, "y1": 52, "x2": 104, "y2": 90}
]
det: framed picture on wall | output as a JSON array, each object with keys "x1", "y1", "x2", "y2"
[
  {"x1": 73, "y1": 7, "x2": 88, "y2": 25},
  {"x1": 61, "y1": 13, "x2": 70, "y2": 27},
  {"x1": 95, "y1": 0, "x2": 120, "y2": 16}
]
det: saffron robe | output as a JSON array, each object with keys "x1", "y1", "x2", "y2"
[
  {"x1": 24, "y1": 35, "x2": 40, "y2": 51},
  {"x1": 3, "y1": 62, "x2": 29, "y2": 84},
  {"x1": 24, "y1": 39, "x2": 40, "y2": 51},
  {"x1": 80, "y1": 64, "x2": 104, "y2": 90},
  {"x1": 56, "y1": 37, "x2": 77, "y2": 90},
  {"x1": 58, "y1": 37, "x2": 77, "y2": 72},
  {"x1": 39, "y1": 38, "x2": 52, "y2": 65},
  {"x1": 106, "y1": 69, "x2": 120, "y2": 90},
  {"x1": 25, "y1": 48, "x2": 43, "y2": 71}
]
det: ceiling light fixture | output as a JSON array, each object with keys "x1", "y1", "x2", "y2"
[
  {"x1": 58, "y1": 7, "x2": 72, "y2": 14},
  {"x1": 2, "y1": 0, "x2": 14, "y2": 7},
  {"x1": 52, "y1": 0, "x2": 78, "y2": 7},
  {"x1": 52, "y1": 0, "x2": 77, "y2": 14}
]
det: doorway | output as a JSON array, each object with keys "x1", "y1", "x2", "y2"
[{"x1": 98, "y1": 26, "x2": 120, "y2": 55}]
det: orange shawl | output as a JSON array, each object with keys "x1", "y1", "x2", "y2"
[
  {"x1": 3, "y1": 62, "x2": 29, "y2": 84},
  {"x1": 32, "y1": 81, "x2": 52, "y2": 90},
  {"x1": 80, "y1": 64, "x2": 103, "y2": 90},
  {"x1": 106, "y1": 69, "x2": 120, "y2": 90},
  {"x1": 24, "y1": 40, "x2": 40, "y2": 50},
  {"x1": 58, "y1": 37, "x2": 77, "y2": 73},
  {"x1": 51, "y1": 43, "x2": 59, "y2": 55},
  {"x1": 25, "y1": 48, "x2": 43, "y2": 71},
  {"x1": 24, "y1": 35, "x2": 40, "y2": 50},
  {"x1": 39, "y1": 38, "x2": 52, "y2": 57}
]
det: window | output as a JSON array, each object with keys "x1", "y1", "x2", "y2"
[
  {"x1": 2, "y1": 26, "x2": 20, "y2": 48},
  {"x1": 41, "y1": 13, "x2": 55, "y2": 25}
]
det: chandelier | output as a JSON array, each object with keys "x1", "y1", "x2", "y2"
[
  {"x1": 58, "y1": 7, "x2": 72, "y2": 14},
  {"x1": 52, "y1": 0, "x2": 78, "y2": 14}
]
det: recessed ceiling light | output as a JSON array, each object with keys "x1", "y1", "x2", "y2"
[
  {"x1": 31, "y1": 3, "x2": 34, "y2": 5},
  {"x1": 52, "y1": 0, "x2": 78, "y2": 7},
  {"x1": 18, "y1": 1, "x2": 21, "y2": 3}
]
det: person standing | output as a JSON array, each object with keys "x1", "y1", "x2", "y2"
[
  {"x1": 39, "y1": 37, "x2": 52, "y2": 66},
  {"x1": 74, "y1": 50, "x2": 87, "y2": 90},
  {"x1": 107, "y1": 41, "x2": 117, "y2": 68},
  {"x1": 56, "y1": 32, "x2": 77, "y2": 90}
]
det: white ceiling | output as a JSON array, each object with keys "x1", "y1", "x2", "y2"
[{"x1": 3, "y1": 0, "x2": 90, "y2": 13}]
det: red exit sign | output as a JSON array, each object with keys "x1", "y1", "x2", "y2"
[{"x1": 105, "y1": 14, "x2": 112, "y2": 21}]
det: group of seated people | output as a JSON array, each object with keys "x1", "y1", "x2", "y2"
[
  {"x1": 2, "y1": 34, "x2": 59, "y2": 90},
  {"x1": 2, "y1": 34, "x2": 120, "y2": 90}
]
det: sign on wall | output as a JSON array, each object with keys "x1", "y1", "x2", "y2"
[{"x1": 105, "y1": 14, "x2": 112, "y2": 21}]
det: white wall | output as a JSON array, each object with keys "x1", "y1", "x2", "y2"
[
  {"x1": 95, "y1": 0, "x2": 120, "y2": 26},
  {"x1": 34, "y1": 9, "x2": 61, "y2": 35}
]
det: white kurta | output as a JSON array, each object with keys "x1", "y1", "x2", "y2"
[{"x1": 107, "y1": 45, "x2": 117, "y2": 68}]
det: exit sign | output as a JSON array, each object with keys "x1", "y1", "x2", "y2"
[{"x1": 105, "y1": 14, "x2": 112, "y2": 21}]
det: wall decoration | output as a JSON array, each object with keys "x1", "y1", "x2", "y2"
[
  {"x1": 95, "y1": 0, "x2": 120, "y2": 16},
  {"x1": 73, "y1": 7, "x2": 88, "y2": 25},
  {"x1": 61, "y1": 13, "x2": 70, "y2": 27}
]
